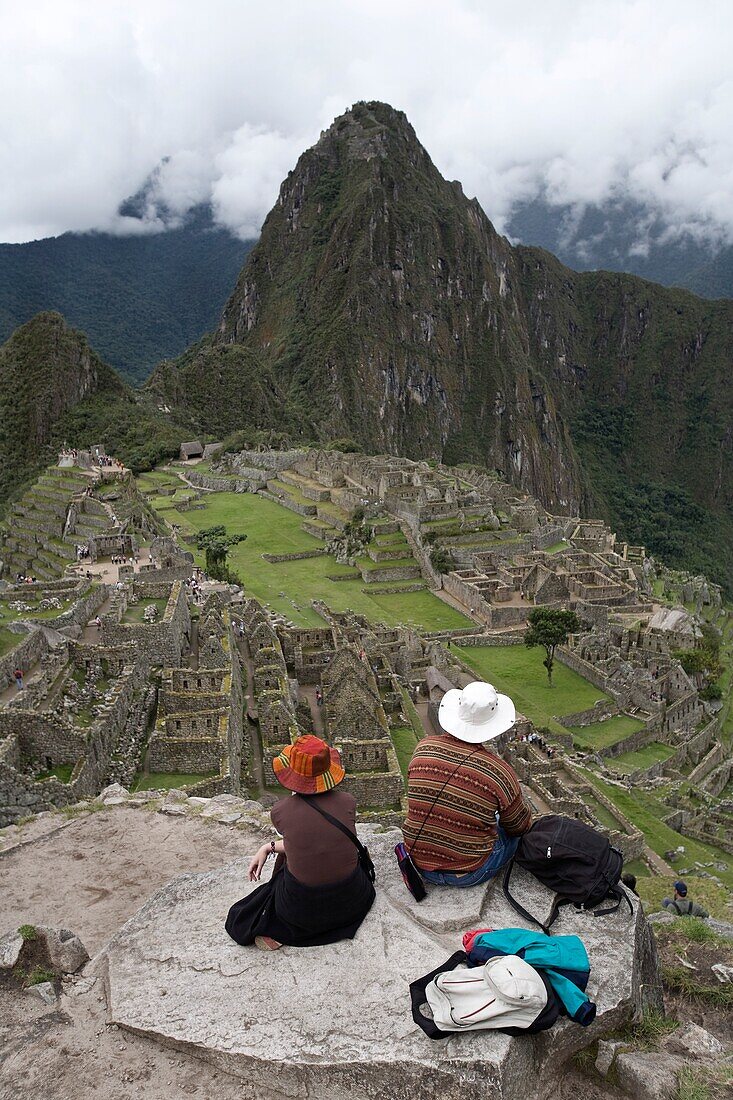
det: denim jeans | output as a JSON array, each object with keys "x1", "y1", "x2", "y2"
[{"x1": 419, "y1": 826, "x2": 519, "y2": 888}]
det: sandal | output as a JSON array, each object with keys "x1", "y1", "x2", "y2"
[{"x1": 254, "y1": 936, "x2": 282, "y2": 951}]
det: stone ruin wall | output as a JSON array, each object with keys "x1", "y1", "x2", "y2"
[
  {"x1": 101, "y1": 580, "x2": 190, "y2": 667},
  {"x1": 0, "y1": 627, "x2": 48, "y2": 692},
  {"x1": 147, "y1": 603, "x2": 247, "y2": 793},
  {"x1": 0, "y1": 648, "x2": 150, "y2": 825}
]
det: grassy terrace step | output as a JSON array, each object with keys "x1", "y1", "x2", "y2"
[
  {"x1": 609, "y1": 741, "x2": 676, "y2": 774},
  {"x1": 141, "y1": 485, "x2": 472, "y2": 632},
  {"x1": 27, "y1": 486, "x2": 74, "y2": 505},
  {"x1": 35, "y1": 546, "x2": 71, "y2": 570},
  {"x1": 456, "y1": 644, "x2": 611, "y2": 737},
  {"x1": 367, "y1": 546, "x2": 409, "y2": 562},
  {"x1": 570, "y1": 714, "x2": 646, "y2": 751},
  {"x1": 266, "y1": 478, "x2": 317, "y2": 507},
  {"x1": 44, "y1": 538, "x2": 77, "y2": 560},
  {"x1": 9, "y1": 524, "x2": 43, "y2": 543},
  {"x1": 358, "y1": 556, "x2": 418, "y2": 571}
]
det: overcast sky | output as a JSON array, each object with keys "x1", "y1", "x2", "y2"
[{"x1": 1, "y1": 0, "x2": 732, "y2": 246}]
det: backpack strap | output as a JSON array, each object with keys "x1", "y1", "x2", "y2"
[
  {"x1": 502, "y1": 857, "x2": 552, "y2": 935},
  {"x1": 409, "y1": 951, "x2": 468, "y2": 1039},
  {"x1": 503, "y1": 864, "x2": 634, "y2": 934},
  {"x1": 298, "y1": 795, "x2": 375, "y2": 882},
  {"x1": 592, "y1": 885, "x2": 634, "y2": 919}
]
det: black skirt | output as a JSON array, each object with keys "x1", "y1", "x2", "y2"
[{"x1": 225, "y1": 862, "x2": 376, "y2": 948}]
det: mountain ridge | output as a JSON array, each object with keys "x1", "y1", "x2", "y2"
[
  {"x1": 150, "y1": 100, "x2": 733, "y2": 586},
  {"x1": 0, "y1": 312, "x2": 183, "y2": 507},
  {"x1": 0, "y1": 206, "x2": 251, "y2": 384}
]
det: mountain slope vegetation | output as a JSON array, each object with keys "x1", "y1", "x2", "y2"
[
  {"x1": 0, "y1": 313, "x2": 182, "y2": 510},
  {"x1": 150, "y1": 101, "x2": 733, "y2": 587},
  {"x1": 0, "y1": 207, "x2": 250, "y2": 384}
]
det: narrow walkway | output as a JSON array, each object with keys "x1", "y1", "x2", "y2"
[
  {"x1": 298, "y1": 684, "x2": 325, "y2": 736},
  {"x1": 80, "y1": 594, "x2": 113, "y2": 642},
  {"x1": 233, "y1": 632, "x2": 266, "y2": 792},
  {"x1": 0, "y1": 659, "x2": 43, "y2": 704},
  {"x1": 644, "y1": 846, "x2": 675, "y2": 876}
]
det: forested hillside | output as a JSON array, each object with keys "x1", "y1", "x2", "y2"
[{"x1": 0, "y1": 207, "x2": 250, "y2": 383}]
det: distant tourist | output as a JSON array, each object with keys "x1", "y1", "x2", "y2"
[
  {"x1": 402, "y1": 681, "x2": 532, "y2": 887},
  {"x1": 13, "y1": 668, "x2": 23, "y2": 691},
  {"x1": 662, "y1": 880, "x2": 709, "y2": 918},
  {"x1": 315, "y1": 687, "x2": 323, "y2": 706},
  {"x1": 226, "y1": 735, "x2": 375, "y2": 950}
]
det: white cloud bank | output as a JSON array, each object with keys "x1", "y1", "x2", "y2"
[{"x1": 1, "y1": 0, "x2": 733, "y2": 244}]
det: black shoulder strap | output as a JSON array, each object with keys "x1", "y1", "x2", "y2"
[
  {"x1": 298, "y1": 794, "x2": 368, "y2": 858},
  {"x1": 408, "y1": 745, "x2": 483, "y2": 859},
  {"x1": 502, "y1": 864, "x2": 633, "y2": 935},
  {"x1": 409, "y1": 951, "x2": 469, "y2": 1039},
  {"x1": 502, "y1": 857, "x2": 551, "y2": 934}
]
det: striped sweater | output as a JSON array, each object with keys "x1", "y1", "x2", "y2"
[{"x1": 402, "y1": 735, "x2": 532, "y2": 873}]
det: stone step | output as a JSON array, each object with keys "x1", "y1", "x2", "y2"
[
  {"x1": 35, "y1": 547, "x2": 69, "y2": 572},
  {"x1": 44, "y1": 538, "x2": 77, "y2": 560}
]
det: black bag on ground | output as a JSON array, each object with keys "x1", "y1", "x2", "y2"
[{"x1": 503, "y1": 814, "x2": 632, "y2": 934}]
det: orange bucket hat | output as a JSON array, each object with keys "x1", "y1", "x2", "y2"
[{"x1": 272, "y1": 734, "x2": 345, "y2": 794}]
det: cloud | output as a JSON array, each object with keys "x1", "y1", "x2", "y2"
[{"x1": 1, "y1": 0, "x2": 733, "y2": 248}]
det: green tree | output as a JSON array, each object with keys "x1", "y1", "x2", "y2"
[
  {"x1": 524, "y1": 608, "x2": 580, "y2": 686},
  {"x1": 673, "y1": 647, "x2": 722, "y2": 689},
  {"x1": 430, "y1": 546, "x2": 453, "y2": 574},
  {"x1": 195, "y1": 525, "x2": 247, "y2": 581}
]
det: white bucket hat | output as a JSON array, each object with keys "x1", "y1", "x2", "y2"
[{"x1": 438, "y1": 680, "x2": 515, "y2": 743}]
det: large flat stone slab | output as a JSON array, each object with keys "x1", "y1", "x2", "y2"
[{"x1": 104, "y1": 826, "x2": 659, "y2": 1100}]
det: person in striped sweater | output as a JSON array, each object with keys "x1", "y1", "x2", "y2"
[{"x1": 403, "y1": 681, "x2": 532, "y2": 887}]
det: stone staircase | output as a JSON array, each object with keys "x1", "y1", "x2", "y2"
[{"x1": 0, "y1": 467, "x2": 121, "y2": 581}]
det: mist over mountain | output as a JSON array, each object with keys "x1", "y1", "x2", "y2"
[
  {"x1": 151, "y1": 101, "x2": 733, "y2": 588},
  {"x1": 508, "y1": 197, "x2": 733, "y2": 300}
]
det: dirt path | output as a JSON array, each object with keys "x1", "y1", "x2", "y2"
[
  {"x1": 0, "y1": 806, "x2": 265, "y2": 954},
  {"x1": 0, "y1": 806, "x2": 271, "y2": 1100},
  {"x1": 298, "y1": 683, "x2": 325, "y2": 735},
  {"x1": 0, "y1": 659, "x2": 43, "y2": 703}
]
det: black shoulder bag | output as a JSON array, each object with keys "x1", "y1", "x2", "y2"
[
  {"x1": 396, "y1": 745, "x2": 483, "y2": 903},
  {"x1": 299, "y1": 795, "x2": 376, "y2": 883}
]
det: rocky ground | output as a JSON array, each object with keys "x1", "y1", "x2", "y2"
[
  {"x1": 0, "y1": 793, "x2": 271, "y2": 1099},
  {"x1": 0, "y1": 792, "x2": 731, "y2": 1100}
]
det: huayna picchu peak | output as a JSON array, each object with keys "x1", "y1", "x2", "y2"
[{"x1": 149, "y1": 101, "x2": 733, "y2": 587}]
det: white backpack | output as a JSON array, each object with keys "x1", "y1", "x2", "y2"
[{"x1": 425, "y1": 954, "x2": 547, "y2": 1032}]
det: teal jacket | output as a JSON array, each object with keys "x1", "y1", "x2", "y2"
[{"x1": 465, "y1": 927, "x2": 596, "y2": 1025}]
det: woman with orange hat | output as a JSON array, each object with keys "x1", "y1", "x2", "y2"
[{"x1": 225, "y1": 734, "x2": 376, "y2": 950}]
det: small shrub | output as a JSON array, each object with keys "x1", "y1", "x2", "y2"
[
  {"x1": 677, "y1": 1064, "x2": 733, "y2": 1100},
  {"x1": 619, "y1": 1007, "x2": 678, "y2": 1048},
  {"x1": 18, "y1": 924, "x2": 36, "y2": 942},
  {"x1": 430, "y1": 547, "x2": 453, "y2": 574},
  {"x1": 26, "y1": 966, "x2": 56, "y2": 986}
]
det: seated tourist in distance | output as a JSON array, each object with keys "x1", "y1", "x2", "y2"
[
  {"x1": 402, "y1": 681, "x2": 532, "y2": 887},
  {"x1": 225, "y1": 734, "x2": 375, "y2": 950},
  {"x1": 662, "y1": 879, "x2": 709, "y2": 918}
]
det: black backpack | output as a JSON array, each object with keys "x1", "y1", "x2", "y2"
[{"x1": 503, "y1": 815, "x2": 633, "y2": 935}]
